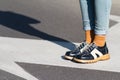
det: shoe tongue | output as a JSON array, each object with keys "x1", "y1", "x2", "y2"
[
  {"x1": 78, "y1": 42, "x2": 86, "y2": 49},
  {"x1": 89, "y1": 43, "x2": 97, "y2": 48},
  {"x1": 83, "y1": 41, "x2": 88, "y2": 45}
]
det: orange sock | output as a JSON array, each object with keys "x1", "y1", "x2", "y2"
[
  {"x1": 93, "y1": 35, "x2": 106, "y2": 47},
  {"x1": 85, "y1": 30, "x2": 94, "y2": 44}
]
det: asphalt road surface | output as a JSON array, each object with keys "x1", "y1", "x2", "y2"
[{"x1": 0, "y1": 0, "x2": 120, "y2": 80}]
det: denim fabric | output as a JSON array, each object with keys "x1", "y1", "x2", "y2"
[{"x1": 79, "y1": 0, "x2": 112, "y2": 34}]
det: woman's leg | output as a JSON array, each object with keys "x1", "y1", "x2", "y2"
[
  {"x1": 79, "y1": 0, "x2": 95, "y2": 44},
  {"x1": 64, "y1": 0, "x2": 95, "y2": 60},
  {"x1": 94, "y1": 0, "x2": 112, "y2": 47}
]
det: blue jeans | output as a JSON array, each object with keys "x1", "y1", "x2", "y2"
[{"x1": 80, "y1": 0, "x2": 112, "y2": 34}]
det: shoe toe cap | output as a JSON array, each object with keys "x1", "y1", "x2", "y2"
[{"x1": 75, "y1": 53, "x2": 94, "y2": 60}]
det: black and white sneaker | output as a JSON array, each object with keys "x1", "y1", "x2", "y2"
[
  {"x1": 73, "y1": 43, "x2": 110, "y2": 63},
  {"x1": 64, "y1": 42, "x2": 88, "y2": 60}
]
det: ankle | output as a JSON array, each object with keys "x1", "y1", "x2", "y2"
[
  {"x1": 93, "y1": 35, "x2": 106, "y2": 47},
  {"x1": 85, "y1": 30, "x2": 95, "y2": 44}
]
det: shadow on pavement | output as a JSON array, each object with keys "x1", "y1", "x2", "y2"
[{"x1": 0, "y1": 11, "x2": 76, "y2": 50}]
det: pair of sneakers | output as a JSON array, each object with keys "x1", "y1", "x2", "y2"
[{"x1": 64, "y1": 42, "x2": 110, "y2": 63}]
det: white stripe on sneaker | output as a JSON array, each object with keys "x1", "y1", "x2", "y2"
[{"x1": 91, "y1": 49, "x2": 103, "y2": 59}]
